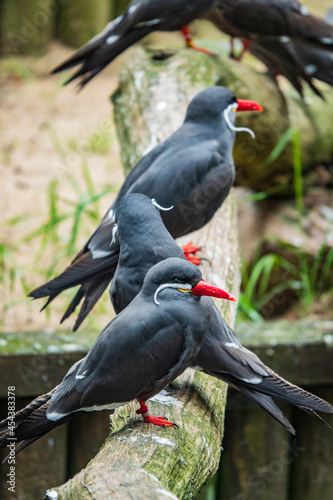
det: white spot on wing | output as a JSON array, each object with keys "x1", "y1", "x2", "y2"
[
  {"x1": 91, "y1": 248, "x2": 112, "y2": 259},
  {"x1": 135, "y1": 19, "x2": 160, "y2": 28},
  {"x1": 225, "y1": 342, "x2": 239, "y2": 348},
  {"x1": 305, "y1": 64, "x2": 317, "y2": 75},
  {"x1": 106, "y1": 34, "x2": 120, "y2": 45}
]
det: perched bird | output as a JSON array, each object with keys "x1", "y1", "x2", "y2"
[
  {"x1": 52, "y1": 0, "x2": 333, "y2": 89},
  {"x1": 0, "y1": 258, "x2": 235, "y2": 458},
  {"x1": 110, "y1": 193, "x2": 333, "y2": 434},
  {"x1": 245, "y1": 5, "x2": 333, "y2": 97},
  {"x1": 208, "y1": 0, "x2": 333, "y2": 51},
  {"x1": 29, "y1": 86, "x2": 262, "y2": 330},
  {"x1": 205, "y1": 1, "x2": 333, "y2": 96},
  {"x1": 52, "y1": 0, "x2": 216, "y2": 87}
]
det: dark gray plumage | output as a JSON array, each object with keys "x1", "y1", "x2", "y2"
[
  {"x1": 52, "y1": 0, "x2": 214, "y2": 86},
  {"x1": 110, "y1": 193, "x2": 333, "y2": 434},
  {"x1": 1, "y1": 258, "x2": 221, "y2": 457},
  {"x1": 30, "y1": 86, "x2": 256, "y2": 330}
]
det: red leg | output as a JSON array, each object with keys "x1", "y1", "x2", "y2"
[
  {"x1": 182, "y1": 242, "x2": 203, "y2": 266},
  {"x1": 136, "y1": 399, "x2": 178, "y2": 428},
  {"x1": 181, "y1": 26, "x2": 217, "y2": 56}
]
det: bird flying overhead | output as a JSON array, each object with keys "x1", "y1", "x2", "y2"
[
  {"x1": 29, "y1": 86, "x2": 262, "y2": 330},
  {"x1": 1, "y1": 258, "x2": 235, "y2": 458}
]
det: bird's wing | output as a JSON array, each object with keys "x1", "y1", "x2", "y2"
[
  {"x1": 127, "y1": 144, "x2": 229, "y2": 236},
  {"x1": 47, "y1": 304, "x2": 201, "y2": 416},
  {"x1": 215, "y1": 0, "x2": 333, "y2": 49}
]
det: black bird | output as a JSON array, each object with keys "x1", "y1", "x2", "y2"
[
  {"x1": 208, "y1": 0, "x2": 333, "y2": 51},
  {"x1": 245, "y1": 6, "x2": 333, "y2": 98},
  {"x1": 204, "y1": 1, "x2": 333, "y2": 96},
  {"x1": 110, "y1": 193, "x2": 333, "y2": 434},
  {"x1": 0, "y1": 258, "x2": 235, "y2": 458},
  {"x1": 29, "y1": 86, "x2": 262, "y2": 330},
  {"x1": 52, "y1": 0, "x2": 216, "y2": 87}
]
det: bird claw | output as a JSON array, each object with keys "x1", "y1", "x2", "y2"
[
  {"x1": 143, "y1": 415, "x2": 176, "y2": 427},
  {"x1": 182, "y1": 242, "x2": 204, "y2": 266}
]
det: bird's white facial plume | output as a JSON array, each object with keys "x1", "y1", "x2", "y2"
[
  {"x1": 151, "y1": 199, "x2": 174, "y2": 211},
  {"x1": 154, "y1": 283, "x2": 192, "y2": 305},
  {"x1": 111, "y1": 224, "x2": 118, "y2": 245},
  {"x1": 224, "y1": 103, "x2": 255, "y2": 138}
]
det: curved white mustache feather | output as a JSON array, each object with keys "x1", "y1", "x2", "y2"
[
  {"x1": 224, "y1": 104, "x2": 255, "y2": 139},
  {"x1": 151, "y1": 199, "x2": 174, "y2": 211},
  {"x1": 154, "y1": 283, "x2": 191, "y2": 305}
]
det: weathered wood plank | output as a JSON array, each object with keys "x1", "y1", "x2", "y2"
[
  {"x1": 289, "y1": 386, "x2": 333, "y2": 500},
  {"x1": 0, "y1": 398, "x2": 68, "y2": 500},
  {"x1": 0, "y1": 329, "x2": 99, "y2": 398},
  {"x1": 236, "y1": 320, "x2": 333, "y2": 386},
  {"x1": 217, "y1": 391, "x2": 292, "y2": 500}
]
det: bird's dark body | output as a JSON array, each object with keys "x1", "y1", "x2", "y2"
[
  {"x1": 53, "y1": 0, "x2": 214, "y2": 86},
  {"x1": 1, "y1": 258, "x2": 211, "y2": 455},
  {"x1": 205, "y1": 1, "x2": 333, "y2": 96},
  {"x1": 30, "y1": 87, "x2": 237, "y2": 330},
  {"x1": 110, "y1": 194, "x2": 333, "y2": 433},
  {"x1": 210, "y1": 0, "x2": 333, "y2": 47}
]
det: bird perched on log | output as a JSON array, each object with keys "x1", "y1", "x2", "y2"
[
  {"x1": 205, "y1": 1, "x2": 333, "y2": 97},
  {"x1": 0, "y1": 258, "x2": 235, "y2": 459},
  {"x1": 52, "y1": 0, "x2": 216, "y2": 87},
  {"x1": 29, "y1": 86, "x2": 262, "y2": 330},
  {"x1": 111, "y1": 193, "x2": 333, "y2": 434},
  {"x1": 52, "y1": 0, "x2": 333, "y2": 89}
]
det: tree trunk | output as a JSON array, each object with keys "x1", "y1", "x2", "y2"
[{"x1": 46, "y1": 50, "x2": 242, "y2": 500}]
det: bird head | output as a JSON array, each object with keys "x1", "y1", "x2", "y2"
[
  {"x1": 142, "y1": 257, "x2": 236, "y2": 305},
  {"x1": 115, "y1": 193, "x2": 173, "y2": 238},
  {"x1": 185, "y1": 86, "x2": 262, "y2": 138}
]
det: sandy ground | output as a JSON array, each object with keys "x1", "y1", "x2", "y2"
[{"x1": 0, "y1": 43, "x2": 128, "y2": 332}]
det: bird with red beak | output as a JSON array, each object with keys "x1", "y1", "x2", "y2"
[
  {"x1": 0, "y1": 258, "x2": 235, "y2": 458},
  {"x1": 29, "y1": 86, "x2": 262, "y2": 330}
]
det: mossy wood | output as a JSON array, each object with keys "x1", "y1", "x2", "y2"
[
  {"x1": 45, "y1": 59, "x2": 243, "y2": 499},
  {"x1": 112, "y1": 46, "x2": 333, "y2": 195}
]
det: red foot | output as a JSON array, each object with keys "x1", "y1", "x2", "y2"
[
  {"x1": 181, "y1": 26, "x2": 217, "y2": 56},
  {"x1": 136, "y1": 399, "x2": 178, "y2": 428},
  {"x1": 143, "y1": 415, "x2": 177, "y2": 427},
  {"x1": 182, "y1": 242, "x2": 203, "y2": 265},
  {"x1": 182, "y1": 242, "x2": 202, "y2": 255},
  {"x1": 186, "y1": 256, "x2": 202, "y2": 265}
]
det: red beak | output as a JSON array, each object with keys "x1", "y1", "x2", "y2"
[
  {"x1": 236, "y1": 99, "x2": 263, "y2": 112},
  {"x1": 192, "y1": 280, "x2": 237, "y2": 302}
]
